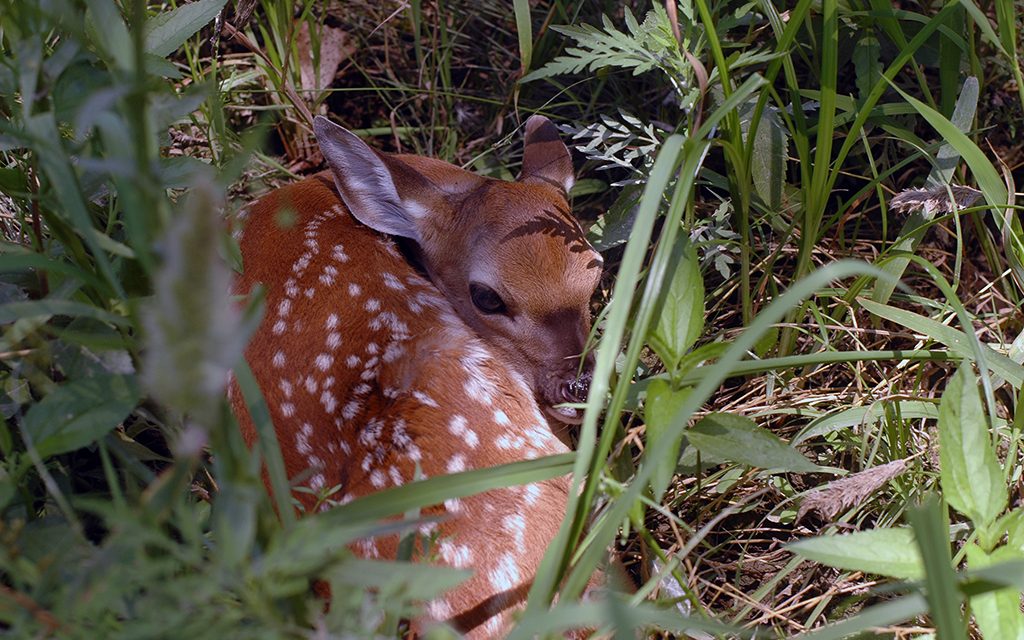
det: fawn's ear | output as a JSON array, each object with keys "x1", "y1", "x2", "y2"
[
  {"x1": 519, "y1": 115, "x2": 574, "y2": 195},
  {"x1": 314, "y1": 116, "x2": 423, "y2": 242}
]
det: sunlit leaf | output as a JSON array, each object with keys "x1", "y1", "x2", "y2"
[{"x1": 788, "y1": 527, "x2": 924, "y2": 580}]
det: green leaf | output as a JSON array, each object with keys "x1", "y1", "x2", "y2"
[
  {"x1": 587, "y1": 185, "x2": 640, "y2": 251},
  {"x1": 744, "y1": 103, "x2": 788, "y2": 210},
  {"x1": 788, "y1": 527, "x2": 924, "y2": 580},
  {"x1": 22, "y1": 373, "x2": 140, "y2": 458},
  {"x1": 938, "y1": 364, "x2": 1007, "y2": 530},
  {"x1": 0, "y1": 298, "x2": 130, "y2": 326},
  {"x1": 858, "y1": 297, "x2": 1024, "y2": 388},
  {"x1": 794, "y1": 400, "x2": 939, "y2": 445},
  {"x1": 907, "y1": 495, "x2": 969, "y2": 640},
  {"x1": 891, "y1": 81, "x2": 1008, "y2": 210},
  {"x1": 144, "y1": 0, "x2": 228, "y2": 58},
  {"x1": 871, "y1": 76, "x2": 979, "y2": 305},
  {"x1": 852, "y1": 33, "x2": 880, "y2": 104},
  {"x1": 513, "y1": 0, "x2": 533, "y2": 74},
  {"x1": 966, "y1": 544, "x2": 1024, "y2": 640},
  {"x1": 320, "y1": 453, "x2": 574, "y2": 525},
  {"x1": 687, "y1": 412, "x2": 823, "y2": 473},
  {"x1": 1004, "y1": 509, "x2": 1024, "y2": 553},
  {"x1": 649, "y1": 240, "x2": 704, "y2": 371},
  {"x1": 643, "y1": 379, "x2": 691, "y2": 502}
]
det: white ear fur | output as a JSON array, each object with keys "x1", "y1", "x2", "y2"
[
  {"x1": 520, "y1": 115, "x2": 574, "y2": 195},
  {"x1": 313, "y1": 116, "x2": 421, "y2": 241}
]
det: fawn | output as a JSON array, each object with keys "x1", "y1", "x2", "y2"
[{"x1": 230, "y1": 115, "x2": 602, "y2": 637}]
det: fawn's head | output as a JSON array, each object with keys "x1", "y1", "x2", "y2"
[{"x1": 313, "y1": 115, "x2": 601, "y2": 423}]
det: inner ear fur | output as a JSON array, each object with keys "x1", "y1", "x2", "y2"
[
  {"x1": 314, "y1": 115, "x2": 430, "y2": 241},
  {"x1": 519, "y1": 115, "x2": 574, "y2": 195}
]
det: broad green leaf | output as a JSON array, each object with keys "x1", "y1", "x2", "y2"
[
  {"x1": 643, "y1": 379, "x2": 691, "y2": 502},
  {"x1": 144, "y1": 0, "x2": 229, "y2": 58},
  {"x1": 938, "y1": 364, "x2": 1007, "y2": 529},
  {"x1": 1005, "y1": 509, "x2": 1024, "y2": 553},
  {"x1": 788, "y1": 527, "x2": 924, "y2": 580},
  {"x1": 687, "y1": 412, "x2": 823, "y2": 473},
  {"x1": 745, "y1": 103, "x2": 788, "y2": 210},
  {"x1": 649, "y1": 240, "x2": 704, "y2": 371},
  {"x1": 587, "y1": 186, "x2": 640, "y2": 251},
  {"x1": 966, "y1": 544, "x2": 1024, "y2": 640},
  {"x1": 852, "y1": 33, "x2": 880, "y2": 104},
  {"x1": 84, "y1": 0, "x2": 132, "y2": 70},
  {"x1": 858, "y1": 297, "x2": 1024, "y2": 388},
  {"x1": 22, "y1": 373, "x2": 140, "y2": 457}
]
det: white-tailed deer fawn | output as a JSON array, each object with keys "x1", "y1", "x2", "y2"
[{"x1": 231, "y1": 115, "x2": 602, "y2": 637}]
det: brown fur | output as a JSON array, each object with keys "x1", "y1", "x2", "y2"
[{"x1": 231, "y1": 173, "x2": 581, "y2": 637}]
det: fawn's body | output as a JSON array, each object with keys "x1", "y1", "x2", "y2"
[{"x1": 232, "y1": 116, "x2": 601, "y2": 636}]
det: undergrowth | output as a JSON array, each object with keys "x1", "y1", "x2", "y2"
[{"x1": 1, "y1": 0, "x2": 1023, "y2": 638}]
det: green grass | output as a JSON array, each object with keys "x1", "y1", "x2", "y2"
[{"x1": 1, "y1": 0, "x2": 1022, "y2": 637}]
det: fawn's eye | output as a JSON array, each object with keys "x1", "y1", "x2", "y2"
[{"x1": 469, "y1": 283, "x2": 507, "y2": 315}]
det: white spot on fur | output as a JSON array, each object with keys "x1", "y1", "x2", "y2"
[
  {"x1": 413, "y1": 391, "x2": 438, "y2": 407},
  {"x1": 440, "y1": 540, "x2": 473, "y2": 568},
  {"x1": 277, "y1": 299, "x2": 291, "y2": 317},
  {"x1": 342, "y1": 400, "x2": 360, "y2": 420},
  {"x1": 382, "y1": 272, "x2": 405, "y2": 290},
  {"x1": 524, "y1": 484, "x2": 542, "y2": 506},
  {"x1": 327, "y1": 332, "x2": 342, "y2": 350},
  {"x1": 272, "y1": 320, "x2": 286, "y2": 335},
  {"x1": 370, "y1": 469, "x2": 386, "y2": 488},
  {"x1": 296, "y1": 422, "x2": 313, "y2": 456},
  {"x1": 356, "y1": 539, "x2": 379, "y2": 558},
  {"x1": 444, "y1": 498, "x2": 462, "y2": 514},
  {"x1": 427, "y1": 599, "x2": 452, "y2": 621},
  {"x1": 365, "y1": 298, "x2": 380, "y2": 312},
  {"x1": 272, "y1": 351, "x2": 285, "y2": 368},
  {"x1": 315, "y1": 354, "x2": 333, "y2": 371},
  {"x1": 320, "y1": 390, "x2": 337, "y2": 414},
  {"x1": 348, "y1": 282, "x2": 361, "y2": 297},
  {"x1": 447, "y1": 414, "x2": 479, "y2": 449},
  {"x1": 490, "y1": 553, "x2": 521, "y2": 591},
  {"x1": 496, "y1": 434, "x2": 525, "y2": 450},
  {"x1": 345, "y1": 354, "x2": 360, "y2": 368},
  {"x1": 494, "y1": 409, "x2": 510, "y2": 426},
  {"x1": 382, "y1": 342, "x2": 405, "y2": 363},
  {"x1": 503, "y1": 514, "x2": 526, "y2": 551},
  {"x1": 304, "y1": 376, "x2": 318, "y2": 394},
  {"x1": 446, "y1": 454, "x2": 466, "y2": 474},
  {"x1": 279, "y1": 379, "x2": 293, "y2": 398},
  {"x1": 310, "y1": 474, "x2": 325, "y2": 491},
  {"x1": 281, "y1": 402, "x2": 295, "y2": 418},
  {"x1": 326, "y1": 313, "x2": 339, "y2": 329}
]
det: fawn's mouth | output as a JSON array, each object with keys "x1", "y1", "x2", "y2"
[
  {"x1": 541, "y1": 372, "x2": 592, "y2": 424},
  {"x1": 545, "y1": 404, "x2": 584, "y2": 424}
]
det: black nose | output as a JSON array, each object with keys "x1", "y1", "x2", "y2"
[{"x1": 562, "y1": 371, "x2": 592, "y2": 403}]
